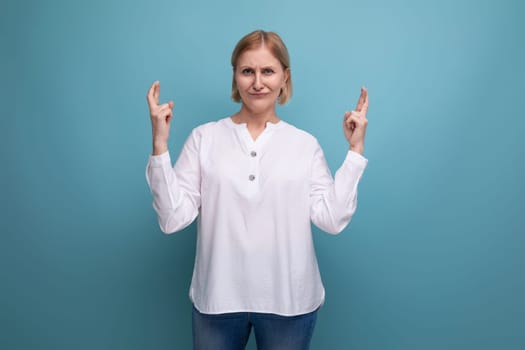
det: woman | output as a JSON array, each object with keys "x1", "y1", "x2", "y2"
[{"x1": 146, "y1": 30, "x2": 369, "y2": 350}]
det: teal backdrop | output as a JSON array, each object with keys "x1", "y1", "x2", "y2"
[{"x1": 2, "y1": 0, "x2": 524, "y2": 349}]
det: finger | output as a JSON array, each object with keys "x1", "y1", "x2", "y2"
[
  {"x1": 157, "y1": 102, "x2": 173, "y2": 111},
  {"x1": 153, "y1": 81, "x2": 160, "y2": 105},
  {"x1": 155, "y1": 107, "x2": 173, "y2": 122},
  {"x1": 147, "y1": 81, "x2": 160, "y2": 106},
  {"x1": 359, "y1": 87, "x2": 369, "y2": 114},
  {"x1": 157, "y1": 103, "x2": 174, "y2": 119},
  {"x1": 356, "y1": 86, "x2": 368, "y2": 112},
  {"x1": 344, "y1": 112, "x2": 354, "y2": 126},
  {"x1": 355, "y1": 93, "x2": 364, "y2": 112},
  {"x1": 344, "y1": 110, "x2": 362, "y2": 122},
  {"x1": 343, "y1": 112, "x2": 352, "y2": 128},
  {"x1": 345, "y1": 114, "x2": 364, "y2": 129}
]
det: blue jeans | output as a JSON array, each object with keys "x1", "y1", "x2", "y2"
[{"x1": 192, "y1": 305, "x2": 318, "y2": 350}]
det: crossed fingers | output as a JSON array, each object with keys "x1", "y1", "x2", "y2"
[
  {"x1": 147, "y1": 81, "x2": 174, "y2": 121},
  {"x1": 344, "y1": 87, "x2": 369, "y2": 131}
]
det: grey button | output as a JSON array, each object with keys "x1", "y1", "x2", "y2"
[
  {"x1": 250, "y1": 151, "x2": 257, "y2": 157},
  {"x1": 248, "y1": 174, "x2": 255, "y2": 181}
]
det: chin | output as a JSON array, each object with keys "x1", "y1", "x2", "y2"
[
  {"x1": 243, "y1": 96, "x2": 278, "y2": 110},
  {"x1": 244, "y1": 102, "x2": 275, "y2": 114}
]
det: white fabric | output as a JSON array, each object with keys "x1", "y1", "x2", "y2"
[{"x1": 146, "y1": 117, "x2": 368, "y2": 316}]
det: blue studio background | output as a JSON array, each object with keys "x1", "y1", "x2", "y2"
[{"x1": 2, "y1": 0, "x2": 524, "y2": 349}]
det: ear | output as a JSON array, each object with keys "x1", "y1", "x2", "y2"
[{"x1": 284, "y1": 68, "x2": 290, "y2": 83}]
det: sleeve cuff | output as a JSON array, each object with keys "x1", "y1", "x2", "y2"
[
  {"x1": 344, "y1": 150, "x2": 368, "y2": 169},
  {"x1": 148, "y1": 150, "x2": 171, "y2": 167}
]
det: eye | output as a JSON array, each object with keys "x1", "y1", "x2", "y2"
[
  {"x1": 241, "y1": 68, "x2": 254, "y2": 75},
  {"x1": 262, "y1": 68, "x2": 275, "y2": 75}
]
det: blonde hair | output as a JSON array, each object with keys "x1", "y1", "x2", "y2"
[{"x1": 231, "y1": 30, "x2": 293, "y2": 105}]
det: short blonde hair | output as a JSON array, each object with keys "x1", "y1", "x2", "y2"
[{"x1": 231, "y1": 30, "x2": 293, "y2": 105}]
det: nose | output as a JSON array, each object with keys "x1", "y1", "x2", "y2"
[{"x1": 253, "y1": 72, "x2": 263, "y2": 91}]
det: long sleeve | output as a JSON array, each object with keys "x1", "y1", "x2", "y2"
[
  {"x1": 145, "y1": 128, "x2": 202, "y2": 234},
  {"x1": 309, "y1": 145, "x2": 368, "y2": 234}
]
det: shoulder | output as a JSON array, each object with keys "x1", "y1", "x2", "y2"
[
  {"x1": 191, "y1": 120, "x2": 217, "y2": 135},
  {"x1": 279, "y1": 121, "x2": 321, "y2": 150},
  {"x1": 189, "y1": 117, "x2": 231, "y2": 139}
]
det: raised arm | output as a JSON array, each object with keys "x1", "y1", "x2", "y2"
[
  {"x1": 310, "y1": 88, "x2": 369, "y2": 234},
  {"x1": 145, "y1": 81, "x2": 201, "y2": 234}
]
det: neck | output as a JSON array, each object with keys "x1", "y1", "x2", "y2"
[
  {"x1": 232, "y1": 106, "x2": 280, "y2": 140},
  {"x1": 233, "y1": 105, "x2": 280, "y2": 126}
]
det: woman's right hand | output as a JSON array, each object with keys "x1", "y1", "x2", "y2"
[{"x1": 147, "y1": 81, "x2": 174, "y2": 155}]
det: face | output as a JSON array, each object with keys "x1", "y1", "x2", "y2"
[{"x1": 234, "y1": 45, "x2": 289, "y2": 114}]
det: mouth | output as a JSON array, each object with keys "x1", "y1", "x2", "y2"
[{"x1": 249, "y1": 92, "x2": 268, "y2": 97}]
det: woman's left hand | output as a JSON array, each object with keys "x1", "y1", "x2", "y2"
[{"x1": 343, "y1": 87, "x2": 369, "y2": 155}]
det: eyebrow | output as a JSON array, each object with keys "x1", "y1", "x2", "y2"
[{"x1": 238, "y1": 65, "x2": 277, "y2": 69}]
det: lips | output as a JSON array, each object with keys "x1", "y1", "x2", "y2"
[{"x1": 249, "y1": 92, "x2": 268, "y2": 97}]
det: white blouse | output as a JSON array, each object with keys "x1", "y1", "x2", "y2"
[{"x1": 146, "y1": 117, "x2": 368, "y2": 316}]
